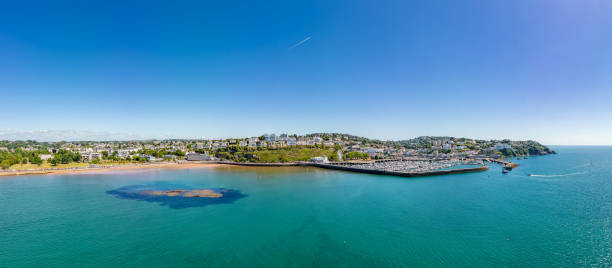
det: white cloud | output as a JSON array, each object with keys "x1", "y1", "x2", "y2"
[{"x1": 0, "y1": 129, "x2": 147, "y2": 142}]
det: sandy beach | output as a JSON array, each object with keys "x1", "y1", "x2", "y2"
[{"x1": 0, "y1": 162, "x2": 225, "y2": 177}]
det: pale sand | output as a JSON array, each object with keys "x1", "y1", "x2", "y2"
[
  {"x1": 182, "y1": 189, "x2": 223, "y2": 198},
  {"x1": 0, "y1": 162, "x2": 225, "y2": 178},
  {"x1": 141, "y1": 189, "x2": 224, "y2": 198}
]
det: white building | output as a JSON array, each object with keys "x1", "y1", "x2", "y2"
[
  {"x1": 287, "y1": 137, "x2": 297, "y2": 146},
  {"x1": 117, "y1": 149, "x2": 135, "y2": 159},
  {"x1": 81, "y1": 152, "x2": 102, "y2": 161},
  {"x1": 363, "y1": 148, "x2": 383, "y2": 156},
  {"x1": 265, "y1": 134, "x2": 277, "y2": 142},
  {"x1": 310, "y1": 156, "x2": 329, "y2": 163},
  {"x1": 39, "y1": 154, "x2": 54, "y2": 161},
  {"x1": 186, "y1": 153, "x2": 213, "y2": 161},
  {"x1": 146, "y1": 155, "x2": 163, "y2": 162},
  {"x1": 494, "y1": 144, "x2": 512, "y2": 150}
]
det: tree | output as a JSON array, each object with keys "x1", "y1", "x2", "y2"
[
  {"x1": 49, "y1": 158, "x2": 59, "y2": 166},
  {"x1": 1, "y1": 159, "x2": 12, "y2": 170},
  {"x1": 173, "y1": 150, "x2": 185, "y2": 157},
  {"x1": 30, "y1": 154, "x2": 43, "y2": 165},
  {"x1": 278, "y1": 155, "x2": 289, "y2": 162},
  {"x1": 60, "y1": 154, "x2": 71, "y2": 164},
  {"x1": 345, "y1": 151, "x2": 369, "y2": 160}
]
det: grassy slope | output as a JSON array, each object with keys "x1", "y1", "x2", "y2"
[
  {"x1": 9, "y1": 162, "x2": 89, "y2": 170},
  {"x1": 253, "y1": 148, "x2": 334, "y2": 162}
]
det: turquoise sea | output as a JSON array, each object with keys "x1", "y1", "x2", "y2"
[{"x1": 1, "y1": 146, "x2": 611, "y2": 267}]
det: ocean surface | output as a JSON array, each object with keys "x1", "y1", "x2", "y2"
[{"x1": 1, "y1": 146, "x2": 611, "y2": 267}]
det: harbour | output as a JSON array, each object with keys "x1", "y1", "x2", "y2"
[{"x1": 205, "y1": 159, "x2": 491, "y2": 178}]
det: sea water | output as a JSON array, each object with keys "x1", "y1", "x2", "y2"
[{"x1": 1, "y1": 146, "x2": 611, "y2": 267}]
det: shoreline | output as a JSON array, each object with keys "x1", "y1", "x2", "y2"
[
  {"x1": 1, "y1": 159, "x2": 495, "y2": 178},
  {"x1": 0, "y1": 162, "x2": 225, "y2": 177}
]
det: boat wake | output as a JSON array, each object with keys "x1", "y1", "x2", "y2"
[{"x1": 528, "y1": 171, "x2": 587, "y2": 178}]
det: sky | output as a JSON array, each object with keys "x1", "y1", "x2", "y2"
[{"x1": 1, "y1": 0, "x2": 611, "y2": 145}]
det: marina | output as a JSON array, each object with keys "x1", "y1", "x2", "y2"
[
  {"x1": 334, "y1": 160, "x2": 484, "y2": 173},
  {"x1": 214, "y1": 159, "x2": 490, "y2": 178},
  {"x1": 309, "y1": 161, "x2": 489, "y2": 177}
]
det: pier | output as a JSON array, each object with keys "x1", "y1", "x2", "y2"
[{"x1": 483, "y1": 158, "x2": 519, "y2": 169}]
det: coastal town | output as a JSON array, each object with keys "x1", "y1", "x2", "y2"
[{"x1": 0, "y1": 133, "x2": 555, "y2": 176}]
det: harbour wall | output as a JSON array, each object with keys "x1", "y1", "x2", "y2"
[{"x1": 483, "y1": 158, "x2": 520, "y2": 169}]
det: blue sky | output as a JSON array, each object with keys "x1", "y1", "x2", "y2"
[{"x1": 1, "y1": 0, "x2": 611, "y2": 144}]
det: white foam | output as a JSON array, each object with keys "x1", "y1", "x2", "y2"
[{"x1": 529, "y1": 171, "x2": 587, "y2": 178}]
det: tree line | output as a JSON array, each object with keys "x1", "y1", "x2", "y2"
[{"x1": 0, "y1": 149, "x2": 45, "y2": 169}]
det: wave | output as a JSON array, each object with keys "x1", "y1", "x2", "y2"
[{"x1": 528, "y1": 171, "x2": 587, "y2": 178}]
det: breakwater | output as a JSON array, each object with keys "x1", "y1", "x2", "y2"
[{"x1": 483, "y1": 158, "x2": 519, "y2": 169}]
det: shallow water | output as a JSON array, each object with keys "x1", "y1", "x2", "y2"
[{"x1": 1, "y1": 146, "x2": 611, "y2": 267}]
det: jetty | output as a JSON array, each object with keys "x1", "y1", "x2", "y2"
[{"x1": 483, "y1": 158, "x2": 519, "y2": 169}]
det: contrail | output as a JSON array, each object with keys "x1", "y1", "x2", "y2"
[{"x1": 289, "y1": 36, "x2": 311, "y2": 50}]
